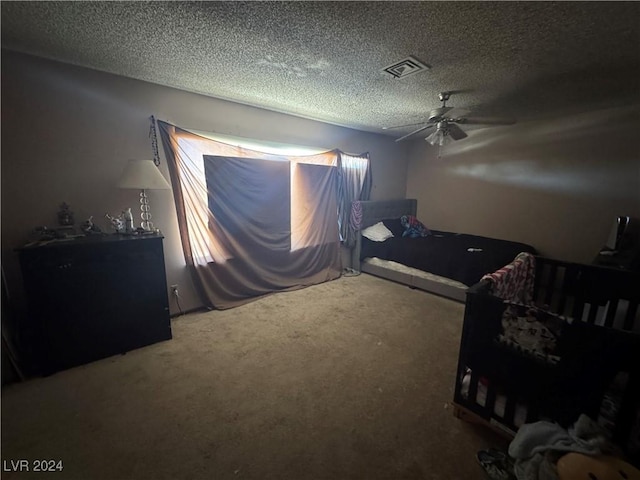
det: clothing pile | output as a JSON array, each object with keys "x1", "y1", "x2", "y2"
[{"x1": 478, "y1": 414, "x2": 617, "y2": 480}]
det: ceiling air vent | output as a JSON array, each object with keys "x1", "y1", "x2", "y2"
[{"x1": 383, "y1": 56, "x2": 430, "y2": 79}]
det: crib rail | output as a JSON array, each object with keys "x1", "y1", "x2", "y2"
[{"x1": 533, "y1": 257, "x2": 640, "y2": 332}]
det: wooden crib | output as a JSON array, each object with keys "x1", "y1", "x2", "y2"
[{"x1": 452, "y1": 256, "x2": 640, "y2": 461}]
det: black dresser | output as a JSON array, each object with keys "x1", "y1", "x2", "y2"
[{"x1": 18, "y1": 234, "x2": 172, "y2": 375}]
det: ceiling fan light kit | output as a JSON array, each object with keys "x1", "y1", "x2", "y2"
[{"x1": 425, "y1": 124, "x2": 452, "y2": 147}]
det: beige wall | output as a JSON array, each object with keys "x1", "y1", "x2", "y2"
[
  {"x1": 1, "y1": 50, "x2": 409, "y2": 315},
  {"x1": 7, "y1": 50, "x2": 636, "y2": 320},
  {"x1": 406, "y1": 105, "x2": 640, "y2": 263}
]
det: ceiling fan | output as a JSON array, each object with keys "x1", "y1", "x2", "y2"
[{"x1": 388, "y1": 91, "x2": 516, "y2": 145}]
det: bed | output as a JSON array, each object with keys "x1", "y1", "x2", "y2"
[
  {"x1": 351, "y1": 199, "x2": 537, "y2": 301},
  {"x1": 453, "y1": 255, "x2": 640, "y2": 461}
]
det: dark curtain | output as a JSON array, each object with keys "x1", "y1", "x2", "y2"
[{"x1": 205, "y1": 156, "x2": 292, "y2": 254}]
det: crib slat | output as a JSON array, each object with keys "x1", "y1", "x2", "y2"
[
  {"x1": 603, "y1": 298, "x2": 619, "y2": 328},
  {"x1": 623, "y1": 300, "x2": 638, "y2": 331},
  {"x1": 503, "y1": 395, "x2": 516, "y2": 425},
  {"x1": 468, "y1": 371, "x2": 479, "y2": 403},
  {"x1": 533, "y1": 258, "x2": 551, "y2": 305},
  {"x1": 612, "y1": 370, "x2": 640, "y2": 448},
  {"x1": 485, "y1": 383, "x2": 498, "y2": 418},
  {"x1": 586, "y1": 302, "x2": 599, "y2": 325},
  {"x1": 572, "y1": 296, "x2": 586, "y2": 324},
  {"x1": 560, "y1": 265, "x2": 575, "y2": 311},
  {"x1": 556, "y1": 273, "x2": 569, "y2": 316},
  {"x1": 543, "y1": 264, "x2": 558, "y2": 307}
]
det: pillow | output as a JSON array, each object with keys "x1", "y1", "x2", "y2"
[
  {"x1": 381, "y1": 218, "x2": 405, "y2": 238},
  {"x1": 361, "y1": 222, "x2": 394, "y2": 242},
  {"x1": 400, "y1": 215, "x2": 431, "y2": 238}
]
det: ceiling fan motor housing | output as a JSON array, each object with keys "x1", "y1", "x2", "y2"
[{"x1": 428, "y1": 108, "x2": 450, "y2": 122}]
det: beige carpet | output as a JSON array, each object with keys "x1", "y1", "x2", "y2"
[{"x1": 1, "y1": 273, "x2": 506, "y2": 480}]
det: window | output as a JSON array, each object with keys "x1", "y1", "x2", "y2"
[
  {"x1": 157, "y1": 120, "x2": 370, "y2": 309},
  {"x1": 170, "y1": 127, "x2": 339, "y2": 263}
]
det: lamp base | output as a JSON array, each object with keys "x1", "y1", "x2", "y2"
[{"x1": 139, "y1": 189, "x2": 154, "y2": 231}]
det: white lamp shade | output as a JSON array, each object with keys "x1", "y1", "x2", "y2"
[{"x1": 117, "y1": 160, "x2": 171, "y2": 190}]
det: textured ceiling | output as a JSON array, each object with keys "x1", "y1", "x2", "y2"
[{"x1": 2, "y1": 1, "x2": 639, "y2": 137}]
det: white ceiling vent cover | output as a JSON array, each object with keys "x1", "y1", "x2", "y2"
[{"x1": 383, "y1": 56, "x2": 430, "y2": 79}]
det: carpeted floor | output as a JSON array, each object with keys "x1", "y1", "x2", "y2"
[{"x1": 1, "y1": 273, "x2": 507, "y2": 480}]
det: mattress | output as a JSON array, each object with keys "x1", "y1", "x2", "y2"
[
  {"x1": 361, "y1": 257, "x2": 469, "y2": 302},
  {"x1": 363, "y1": 257, "x2": 468, "y2": 289}
]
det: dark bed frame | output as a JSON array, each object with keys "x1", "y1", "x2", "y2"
[{"x1": 351, "y1": 198, "x2": 468, "y2": 302}]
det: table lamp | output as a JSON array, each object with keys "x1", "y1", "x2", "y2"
[{"x1": 117, "y1": 160, "x2": 171, "y2": 231}]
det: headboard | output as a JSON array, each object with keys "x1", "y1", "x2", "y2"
[{"x1": 351, "y1": 199, "x2": 417, "y2": 272}]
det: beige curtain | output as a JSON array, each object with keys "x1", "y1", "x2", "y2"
[{"x1": 158, "y1": 121, "x2": 342, "y2": 309}]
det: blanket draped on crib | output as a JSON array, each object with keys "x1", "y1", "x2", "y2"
[{"x1": 481, "y1": 251, "x2": 536, "y2": 303}]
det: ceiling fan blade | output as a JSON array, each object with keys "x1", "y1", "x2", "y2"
[
  {"x1": 441, "y1": 107, "x2": 470, "y2": 119},
  {"x1": 446, "y1": 89, "x2": 474, "y2": 95},
  {"x1": 382, "y1": 121, "x2": 429, "y2": 130},
  {"x1": 456, "y1": 116, "x2": 516, "y2": 126},
  {"x1": 395, "y1": 124, "x2": 434, "y2": 142},
  {"x1": 447, "y1": 123, "x2": 468, "y2": 141},
  {"x1": 429, "y1": 106, "x2": 453, "y2": 118}
]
